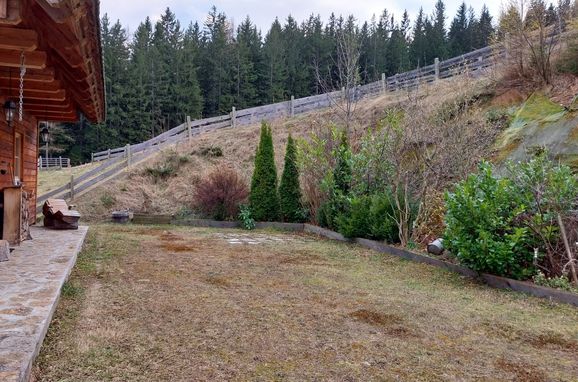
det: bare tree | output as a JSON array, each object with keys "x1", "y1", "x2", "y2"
[
  {"x1": 499, "y1": 0, "x2": 561, "y2": 84},
  {"x1": 315, "y1": 17, "x2": 361, "y2": 134}
]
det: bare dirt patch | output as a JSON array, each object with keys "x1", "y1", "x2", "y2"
[{"x1": 33, "y1": 224, "x2": 578, "y2": 381}]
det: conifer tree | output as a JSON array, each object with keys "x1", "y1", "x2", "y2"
[
  {"x1": 250, "y1": 122, "x2": 280, "y2": 221},
  {"x1": 279, "y1": 135, "x2": 303, "y2": 222}
]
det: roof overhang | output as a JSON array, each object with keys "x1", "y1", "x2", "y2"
[{"x1": 0, "y1": 0, "x2": 105, "y2": 123}]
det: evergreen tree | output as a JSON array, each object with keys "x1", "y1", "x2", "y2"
[
  {"x1": 448, "y1": 2, "x2": 469, "y2": 56},
  {"x1": 263, "y1": 19, "x2": 287, "y2": 102},
  {"x1": 279, "y1": 135, "x2": 303, "y2": 222},
  {"x1": 410, "y1": 8, "x2": 428, "y2": 67},
  {"x1": 477, "y1": 5, "x2": 495, "y2": 47},
  {"x1": 250, "y1": 122, "x2": 280, "y2": 221},
  {"x1": 429, "y1": 0, "x2": 448, "y2": 61},
  {"x1": 233, "y1": 17, "x2": 261, "y2": 108}
]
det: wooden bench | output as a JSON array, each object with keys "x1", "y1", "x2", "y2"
[{"x1": 42, "y1": 199, "x2": 81, "y2": 230}]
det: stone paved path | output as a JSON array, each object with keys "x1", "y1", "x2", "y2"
[{"x1": 0, "y1": 226, "x2": 88, "y2": 382}]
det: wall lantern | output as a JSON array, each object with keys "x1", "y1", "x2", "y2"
[
  {"x1": 3, "y1": 100, "x2": 16, "y2": 126},
  {"x1": 40, "y1": 123, "x2": 50, "y2": 143}
]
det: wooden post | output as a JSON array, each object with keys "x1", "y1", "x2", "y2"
[
  {"x1": 91, "y1": 152, "x2": 94, "y2": 163},
  {"x1": 231, "y1": 106, "x2": 236, "y2": 128},
  {"x1": 341, "y1": 87, "x2": 346, "y2": 100},
  {"x1": 434, "y1": 58, "x2": 440, "y2": 81},
  {"x1": 394, "y1": 74, "x2": 399, "y2": 91},
  {"x1": 107, "y1": 148, "x2": 111, "y2": 160},
  {"x1": 290, "y1": 95, "x2": 295, "y2": 117},
  {"x1": 126, "y1": 144, "x2": 131, "y2": 167},
  {"x1": 381, "y1": 73, "x2": 386, "y2": 94},
  {"x1": 186, "y1": 115, "x2": 192, "y2": 144},
  {"x1": 70, "y1": 175, "x2": 75, "y2": 200},
  {"x1": 58, "y1": 156, "x2": 62, "y2": 169},
  {"x1": 38, "y1": 156, "x2": 42, "y2": 170}
]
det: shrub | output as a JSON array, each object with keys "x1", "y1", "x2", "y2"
[
  {"x1": 336, "y1": 195, "x2": 372, "y2": 238},
  {"x1": 507, "y1": 152, "x2": 578, "y2": 279},
  {"x1": 279, "y1": 135, "x2": 304, "y2": 222},
  {"x1": 195, "y1": 146, "x2": 223, "y2": 158},
  {"x1": 238, "y1": 205, "x2": 255, "y2": 230},
  {"x1": 100, "y1": 193, "x2": 116, "y2": 209},
  {"x1": 369, "y1": 192, "x2": 404, "y2": 243},
  {"x1": 144, "y1": 150, "x2": 190, "y2": 182},
  {"x1": 444, "y1": 162, "x2": 534, "y2": 279},
  {"x1": 335, "y1": 191, "x2": 411, "y2": 243},
  {"x1": 194, "y1": 165, "x2": 249, "y2": 220},
  {"x1": 250, "y1": 122, "x2": 280, "y2": 221}
]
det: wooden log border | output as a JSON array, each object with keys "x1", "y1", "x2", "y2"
[{"x1": 302, "y1": 224, "x2": 578, "y2": 307}]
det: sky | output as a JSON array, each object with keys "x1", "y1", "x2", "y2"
[{"x1": 100, "y1": 0, "x2": 505, "y2": 37}]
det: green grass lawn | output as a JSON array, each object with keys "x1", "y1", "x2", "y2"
[{"x1": 33, "y1": 224, "x2": 578, "y2": 381}]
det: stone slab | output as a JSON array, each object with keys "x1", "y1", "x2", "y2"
[{"x1": 0, "y1": 226, "x2": 88, "y2": 382}]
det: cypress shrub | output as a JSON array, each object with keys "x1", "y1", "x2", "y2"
[
  {"x1": 279, "y1": 135, "x2": 304, "y2": 222},
  {"x1": 250, "y1": 122, "x2": 280, "y2": 221}
]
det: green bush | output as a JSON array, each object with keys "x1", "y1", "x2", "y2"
[
  {"x1": 335, "y1": 191, "x2": 412, "y2": 243},
  {"x1": 336, "y1": 195, "x2": 372, "y2": 238},
  {"x1": 279, "y1": 135, "x2": 304, "y2": 222},
  {"x1": 250, "y1": 122, "x2": 280, "y2": 221},
  {"x1": 238, "y1": 205, "x2": 256, "y2": 230},
  {"x1": 369, "y1": 192, "x2": 403, "y2": 243},
  {"x1": 444, "y1": 162, "x2": 534, "y2": 279}
]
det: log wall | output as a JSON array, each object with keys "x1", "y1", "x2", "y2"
[{"x1": 0, "y1": 95, "x2": 38, "y2": 223}]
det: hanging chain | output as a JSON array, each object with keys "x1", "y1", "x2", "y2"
[{"x1": 19, "y1": 50, "x2": 26, "y2": 122}]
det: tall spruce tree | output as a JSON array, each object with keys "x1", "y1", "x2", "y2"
[
  {"x1": 250, "y1": 122, "x2": 280, "y2": 221},
  {"x1": 279, "y1": 135, "x2": 303, "y2": 222},
  {"x1": 263, "y1": 19, "x2": 287, "y2": 102}
]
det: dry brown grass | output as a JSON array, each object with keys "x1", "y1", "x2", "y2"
[
  {"x1": 37, "y1": 162, "x2": 100, "y2": 195},
  {"x1": 33, "y1": 224, "x2": 578, "y2": 382}
]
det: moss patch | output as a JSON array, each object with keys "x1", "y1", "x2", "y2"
[{"x1": 510, "y1": 93, "x2": 566, "y2": 129}]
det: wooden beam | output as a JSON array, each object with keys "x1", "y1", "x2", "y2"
[
  {"x1": 34, "y1": 0, "x2": 73, "y2": 23},
  {"x1": 22, "y1": 97, "x2": 71, "y2": 107},
  {"x1": 27, "y1": 105, "x2": 75, "y2": 115},
  {"x1": 0, "y1": 49, "x2": 47, "y2": 69},
  {"x1": 30, "y1": 112, "x2": 78, "y2": 122},
  {"x1": 0, "y1": 78, "x2": 61, "y2": 92},
  {"x1": 0, "y1": 27, "x2": 38, "y2": 51},
  {"x1": 3, "y1": 88, "x2": 66, "y2": 100},
  {"x1": 0, "y1": 0, "x2": 7, "y2": 19},
  {"x1": 0, "y1": 67, "x2": 55, "y2": 82}
]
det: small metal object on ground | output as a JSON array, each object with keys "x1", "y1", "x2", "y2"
[
  {"x1": 0, "y1": 240, "x2": 9, "y2": 262},
  {"x1": 111, "y1": 211, "x2": 131, "y2": 224},
  {"x1": 427, "y1": 238, "x2": 444, "y2": 256}
]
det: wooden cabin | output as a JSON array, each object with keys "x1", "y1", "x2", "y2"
[{"x1": 0, "y1": 0, "x2": 104, "y2": 243}]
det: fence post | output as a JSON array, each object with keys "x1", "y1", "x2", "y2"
[
  {"x1": 126, "y1": 144, "x2": 131, "y2": 167},
  {"x1": 58, "y1": 156, "x2": 62, "y2": 169},
  {"x1": 434, "y1": 58, "x2": 440, "y2": 81},
  {"x1": 107, "y1": 149, "x2": 111, "y2": 160},
  {"x1": 70, "y1": 175, "x2": 75, "y2": 200},
  {"x1": 394, "y1": 74, "x2": 399, "y2": 91},
  {"x1": 231, "y1": 106, "x2": 236, "y2": 128},
  {"x1": 290, "y1": 95, "x2": 295, "y2": 117},
  {"x1": 381, "y1": 73, "x2": 386, "y2": 94},
  {"x1": 186, "y1": 115, "x2": 192, "y2": 144},
  {"x1": 91, "y1": 152, "x2": 94, "y2": 163},
  {"x1": 38, "y1": 156, "x2": 42, "y2": 170}
]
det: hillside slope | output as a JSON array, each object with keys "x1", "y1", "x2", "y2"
[{"x1": 73, "y1": 71, "x2": 578, "y2": 221}]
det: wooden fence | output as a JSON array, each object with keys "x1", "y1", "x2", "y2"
[
  {"x1": 38, "y1": 157, "x2": 71, "y2": 170},
  {"x1": 91, "y1": 44, "x2": 502, "y2": 164},
  {"x1": 36, "y1": 44, "x2": 502, "y2": 212}
]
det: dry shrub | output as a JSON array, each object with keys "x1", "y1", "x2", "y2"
[{"x1": 193, "y1": 165, "x2": 249, "y2": 220}]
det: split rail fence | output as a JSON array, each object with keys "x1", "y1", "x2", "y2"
[{"x1": 36, "y1": 44, "x2": 502, "y2": 212}]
